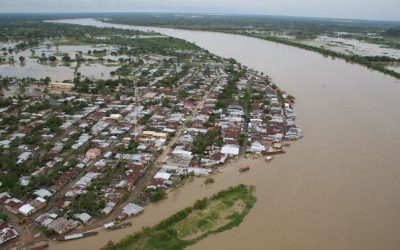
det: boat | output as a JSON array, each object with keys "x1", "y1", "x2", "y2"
[
  {"x1": 107, "y1": 222, "x2": 132, "y2": 230},
  {"x1": 57, "y1": 231, "x2": 98, "y2": 241},
  {"x1": 239, "y1": 166, "x2": 250, "y2": 172},
  {"x1": 265, "y1": 156, "x2": 274, "y2": 162},
  {"x1": 263, "y1": 149, "x2": 286, "y2": 155}
]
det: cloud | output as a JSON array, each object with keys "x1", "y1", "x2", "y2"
[{"x1": 0, "y1": 0, "x2": 399, "y2": 20}]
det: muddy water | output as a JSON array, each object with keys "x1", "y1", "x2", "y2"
[
  {"x1": 0, "y1": 43, "x2": 119, "y2": 81},
  {"x1": 51, "y1": 19, "x2": 400, "y2": 250}
]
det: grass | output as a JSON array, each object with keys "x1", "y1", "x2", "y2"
[{"x1": 106, "y1": 184, "x2": 256, "y2": 250}]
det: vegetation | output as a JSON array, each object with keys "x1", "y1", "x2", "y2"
[
  {"x1": 192, "y1": 128, "x2": 223, "y2": 156},
  {"x1": 216, "y1": 64, "x2": 244, "y2": 109},
  {"x1": 149, "y1": 189, "x2": 167, "y2": 202},
  {"x1": 0, "y1": 211, "x2": 8, "y2": 222},
  {"x1": 72, "y1": 191, "x2": 106, "y2": 216},
  {"x1": 204, "y1": 177, "x2": 215, "y2": 185},
  {"x1": 241, "y1": 32, "x2": 400, "y2": 79},
  {"x1": 106, "y1": 184, "x2": 256, "y2": 250},
  {"x1": 104, "y1": 14, "x2": 400, "y2": 80}
]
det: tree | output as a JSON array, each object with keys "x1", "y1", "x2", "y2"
[
  {"x1": 62, "y1": 54, "x2": 71, "y2": 63},
  {"x1": 49, "y1": 56, "x2": 57, "y2": 62},
  {"x1": 239, "y1": 133, "x2": 247, "y2": 146},
  {"x1": 150, "y1": 189, "x2": 166, "y2": 202},
  {"x1": 0, "y1": 212, "x2": 8, "y2": 222},
  {"x1": 19, "y1": 56, "x2": 25, "y2": 62}
]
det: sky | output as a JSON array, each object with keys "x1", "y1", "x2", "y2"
[{"x1": 0, "y1": 0, "x2": 399, "y2": 21}]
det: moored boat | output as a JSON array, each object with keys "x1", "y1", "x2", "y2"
[
  {"x1": 263, "y1": 149, "x2": 286, "y2": 155},
  {"x1": 107, "y1": 222, "x2": 132, "y2": 230},
  {"x1": 265, "y1": 156, "x2": 273, "y2": 162},
  {"x1": 56, "y1": 231, "x2": 98, "y2": 241}
]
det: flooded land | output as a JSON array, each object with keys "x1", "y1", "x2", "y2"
[
  {"x1": 0, "y1": 43, "x2": 120, "y2": 82},
  {"x1": 43, "y1": 18, "x2": 400, "y2": 250},
  {"x1": 101, "y1": 14, "x2": 400, "y2": 79},
  {"x1": 2, "y1": 16, "x2": 304, "y2": 250}
]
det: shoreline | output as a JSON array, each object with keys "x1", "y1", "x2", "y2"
[
  {"x1": 48, "y1": 154, "x2": 275, "y2": 250},
  {"x1": 101, "y1": 20, "x2": 400, "y2": 80}
]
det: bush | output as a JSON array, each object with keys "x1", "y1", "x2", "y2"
[
  {"x1": 193, "y1": 198, "x2": 208, "y2": 210},
  {"x1": 204, "y1": 177, "x2": 214, "y2": 185},
  {"x1": 150, "y1": 189, "x2": 166, "y2": 203}
]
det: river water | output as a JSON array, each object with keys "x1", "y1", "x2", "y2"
[{"x1": 50, "y1": 19, "x2": 400, "y2": 250}]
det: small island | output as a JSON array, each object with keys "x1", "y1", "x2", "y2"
[{"x1": 105, "y1": 184, "x2": 256, "y2": 250}]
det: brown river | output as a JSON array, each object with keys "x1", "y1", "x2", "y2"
[{"x1": 50, "y1": 19, "x2": 400, "y2": 250}]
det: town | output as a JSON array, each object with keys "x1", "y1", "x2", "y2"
[{"x1": 0, "y1": 28, "x2": 302, "y2": 249}]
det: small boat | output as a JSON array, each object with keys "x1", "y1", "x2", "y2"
[
  {"x1": 263, "y1": 149, "x2": 286, "y2": 155},
  {"x1": 239, "y1": 166, "x2": 250, "y2": 172},
  {"x1": 107, "y1": 222, "x2": 132, "y2": 230},
  {"x1": 265, "y1": 156, "x2": 273, "y2": 162},
  {"x1": 57, "y1": 231, "x2": 98, "y2": 241}
]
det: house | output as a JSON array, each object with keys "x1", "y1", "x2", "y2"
[
  {"x1": 0, "y1": 223, "x2": 19, "y2": 245},
  {"x1": 142, "y1": 131, "x2": 167, "y2": 139},
  {"x1": 4, "y1": 198, "x2": 24, "y2": 215},
  {"x1": 101, "y1": 202, "x2": 117, "y2": 216},
  {"x1": 249, "y1": 142, "x2": 267, "y2": 153},
  {"x1": 49, "y1": 143, "x2": 63, "y2": 155},
  {"x1": 0, "y1": 140, "x2": 11, "y2": 149},
  {"x1": 119, "y1": 203, "x2": 144, "y2": 220},
  {"x1": 0, "y1": 193, "x2": 11, "y2": 205},
  {"x1": 221, "y1": 145, "x2": 240, "y2": 156},
  {"x1": 17, "y1": 151, "x2": 32, "y2": 164},
  {"x1": 48, "y1": 82, "x2": 74, "y2": 94},
  {"x1": 30, "y1": 197, "x2": 47, "y2": 212},
  {"x1": 85, "y1": 148, "x2": 101, "y2": 159},
  {"x1": 75, "y1": 213, "x2": 92, "y2": 224},
  {"x1": 227, "y1": 104, "x2": 244, "y2": 116},
  {"x1": 183, "y1": 99, "x2": 198, "y2": 109},
  {"x1": 154, "y1": 172, "x2": 171, "y2": 180},
  {"x1": 47, "y1": 217, "x2": 79, "y2": 235},
  {"x1": 18, "y1": 204, "x2": 35, "y2": 216},
  {"x1": 34, "y1": 189, "x2": 53, "y2": 199},
  {"x1": 35, "y1": 213, "x2": 56, "y2": 228}
]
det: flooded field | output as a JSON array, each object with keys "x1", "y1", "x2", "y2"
[
  {"x1": 0, "y1": 43, "x2": 120, "y2": 81},
  {"x1": 51, "y1": 19, "x2": 400, "y2": 250},
  {"x1": 300, "y1": 35, "x2": 400, "y2": 59},
  {"x1": 1, "y1": 83, "x2": 46, "y2": 98}
]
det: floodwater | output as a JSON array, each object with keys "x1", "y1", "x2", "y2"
[
  {"x1": 0, "y1": 43, "x2": 119, "y2": 81},
  {"x1": 1, "y1": 83, "x2": 46, "y2": 98},
  {"x1": 303, "y1": 35, "x2": 400, "y2": 59},
  {"x1": 51, "y1": 19, "x2": 400, "y2": 250}
]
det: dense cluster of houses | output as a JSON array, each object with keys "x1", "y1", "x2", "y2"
[{"x1": 0, "y1": 50, "x2": 302, "y2": 244}]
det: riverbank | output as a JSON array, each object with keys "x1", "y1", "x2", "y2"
[
  {"x1": 48, "y1": 155, "x2": 267, "y2": 250},
  {"x1": 101, "y1": 19, "x2": 400, "y2": 80},
  {"x1": 105, "y1": 184, "x2": 256, "y2": 250},
  {"x1": 51, "y1": 19, "x2": 400, "y2": 250},
  {"x1": 233, "y1": 32, "x2": 400, "y2": 80}
]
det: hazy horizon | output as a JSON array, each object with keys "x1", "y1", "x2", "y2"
[{"x1": 0, "y1": 0, "x2": 399, "y2": 21}]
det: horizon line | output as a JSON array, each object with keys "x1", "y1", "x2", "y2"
[{"x1": 0, "y1": 11, "x2": 399, "y2": 22}]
